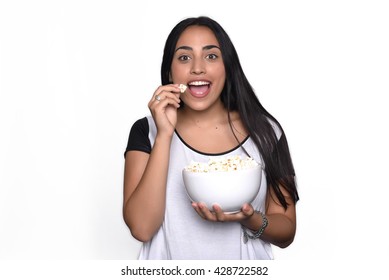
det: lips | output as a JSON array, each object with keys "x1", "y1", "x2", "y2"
[{"x1": 187, "y1": 80, "x2": 211, "y2": 98}]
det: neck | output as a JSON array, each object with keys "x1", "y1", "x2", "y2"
[{"x1": 178, "y1": 101, "x2": 229, "y2": 128}]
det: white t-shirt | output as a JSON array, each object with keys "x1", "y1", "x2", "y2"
[{"x1": 125, "y1": 116, "x2": 274, "y2": 260}]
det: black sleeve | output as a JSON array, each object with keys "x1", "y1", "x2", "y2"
[{"x1": 124, "y1": 117, "x2": 151, "y2": 157}]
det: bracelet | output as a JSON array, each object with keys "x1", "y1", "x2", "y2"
[{"x1": 242, "y1": 211, "x2": 268, "y2": 244}]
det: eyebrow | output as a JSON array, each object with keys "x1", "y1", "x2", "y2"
[{"x1": 175, "y1": 45, "x2": 221, "y2": 52}]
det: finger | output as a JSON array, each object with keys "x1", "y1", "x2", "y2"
[
  {"x1": 198, "y1": 203, "x2": 217, "y2": 221},
  {"x1": 241, "y1": 203, "x2": 255, "y2": 218},
  {"x1": 192, "y1": 202, "x2": 206, "y2": 220},
  {"x1": 157, "y1": 97, "x2": 181, "y2": 109},
  {"x1": 153, "y1": 84, "x2": 182, "y2": 98},
  {"x1": 212, "y1": 204, "x2": 226, "y2": 222},
  {"x1": 158, "y1": 91, "x2": 181, "y2": 103},
  {"x1": 149, "y1": 96, "x2": 181, "y2": 111},
  {"x1": 151, "y1": 91, "x2": 181, "y2": 104}
]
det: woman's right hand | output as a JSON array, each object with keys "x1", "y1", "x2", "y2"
[{"x1": 148, "y1": 84, "x2": 182, "y2": 137}]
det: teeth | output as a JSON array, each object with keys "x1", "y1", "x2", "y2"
[
  {"x1": 179, "y1": 84, "x2": 187, "y2": 93},
  {"x1": 188, "y1": 81, "x2": 210, "y2": 86}
]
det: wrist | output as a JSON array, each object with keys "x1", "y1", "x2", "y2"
[
  {"x1": 241, "y1": 210, "x2": 261, "y2": 231},
  {"x1": 241, "y1": 211, "x2": 268, "y2": 243},
  {"x1": 155, "y1": 132, "x2": 174, "y2": 144}
]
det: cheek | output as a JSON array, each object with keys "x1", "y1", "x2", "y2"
[
  {"x1": 170, "y1": 65, "x2": 186, "y2": 80},
  {"x1": 209, "y1": 63, "x2": 226, "y2": 77},
  {"x1": 213, "y1": 67, "x2": 226, "y2": 85}
]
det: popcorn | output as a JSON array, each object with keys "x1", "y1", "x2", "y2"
[
  {"x1": 179, "y1": 84, "x2": 187, "y2": 93},
  {"x1": 184, "y1": 155, "x2": 259, "y2": 173}
]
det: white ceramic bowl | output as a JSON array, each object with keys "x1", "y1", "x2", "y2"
[{"x1": 182, "y1": 165, "x2": 262, "y2": 213}]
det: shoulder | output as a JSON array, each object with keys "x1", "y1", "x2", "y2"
[
  {"x1": 125, "y1": 117, "x2": 152, "y2": 156},
  {"x1": 131, "y1": 117, "x2": 149, "y2": 132}
]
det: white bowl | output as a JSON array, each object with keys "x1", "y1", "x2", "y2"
[{"x1": 182, "y1": 165, "x2": 262, "y2": 213}]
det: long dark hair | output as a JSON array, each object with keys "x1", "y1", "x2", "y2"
[{"x1": 161, "y1": 16, "x2": 299, "y2": 209}]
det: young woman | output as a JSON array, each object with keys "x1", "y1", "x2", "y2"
[{"x1": 123, "y1": 16, "x2": 299, "y2": 259}]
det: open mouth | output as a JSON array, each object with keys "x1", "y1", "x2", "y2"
[{"x1": 188, "y1": 80, "x2": 211, "y2": 97}]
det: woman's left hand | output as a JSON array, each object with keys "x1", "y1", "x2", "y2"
[{"x1": 192, "y1": 202, "x2": 255, "y2": 223}]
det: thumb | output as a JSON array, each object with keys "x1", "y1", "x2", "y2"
[{"x1": 242, "y1": 203, "x2": 254, "y2": 217}]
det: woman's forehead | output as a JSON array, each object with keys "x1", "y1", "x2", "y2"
[{"x1": 176, "y1": 26, "x2": 219, "y2": 48}]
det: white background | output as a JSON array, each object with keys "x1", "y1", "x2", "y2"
[{"x1": 1, "y1": 0, "x2": 388, "y2": 271}]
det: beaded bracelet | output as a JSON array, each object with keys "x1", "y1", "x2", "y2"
[{"x1": 242, "y1": 211, "x2": 268, "y2": 244}]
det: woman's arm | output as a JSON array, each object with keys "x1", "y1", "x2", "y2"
[
  {"x1": 123, "y1": 134, "x2": 172, "y2": 242},
  {"x1": 240, "y1": 185, "x2": 296, "y2": 248},
  {"x1": 123, "y1": 84, "x2": 182, "y2": 242},
  {"x1": 192, "y1": 184, "x2": 297, "y2": 248}
]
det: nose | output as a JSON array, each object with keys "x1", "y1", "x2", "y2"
[{"x1": 190, "y1": 57, "x2": 206, "y2": 75}]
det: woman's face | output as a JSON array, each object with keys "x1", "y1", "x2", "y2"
[{"x1": 170, "y1": 25, "x2": 226, "y2": 112}]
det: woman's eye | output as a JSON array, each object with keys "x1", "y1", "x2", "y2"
[
  {"x1": 178, "y1": 55, "x2": 191, "y2": 61},
  {"x1": 206, "y1": 54, "x2": 218, "y2": 60}
]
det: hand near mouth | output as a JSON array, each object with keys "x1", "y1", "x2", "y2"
[{"x1": 148, "y1": 84, "x2": 183, "y2": 138}]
